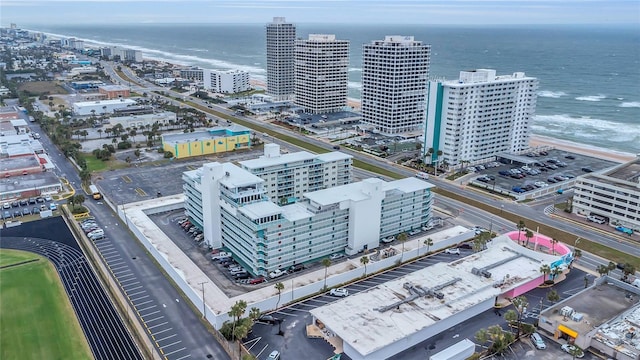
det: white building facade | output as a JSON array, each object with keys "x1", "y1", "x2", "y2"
[
  {"x1": 294, "y1": 34, "x2": 349, "y2": 114},
  {"x1": 266, "y1": 17, "x2": 296, "y2": 101},
  {"x1": 72, "y1": 99, "x2": 137, "y2": 116},
  {"x1": 203, "y1": 69, "x2": 250, "y2": 94},
  {"x1": 572, "y1": 158, "x2": 640, "y2": 231},
  {"x1": 108, "y1": 111, "x2": 176, "y2": 129},
  {"x1": 361, "y1": 36, "x2": 431, "y2": 135},
  {"x1": 423, "y1": 69, "x2": 538, "y2": 168},
  {"x1": 183, "y1": 163, "x2": 434, "y2": 276},
  {"x1": 239, "y1": 144, "x2": 352, "y2": 204}
]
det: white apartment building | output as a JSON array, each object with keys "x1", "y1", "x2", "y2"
[
  {"x1": 239, "y1": 144, "x2": 352, "y2": 204},
  {"x1": 179, "y1": 68, "x2": 204, "y2": 82},
  {"x1": 183, "y1": 162, "x2": 434, "y2": 276},
  {"x1": 423, "y1": 69, "x2": 538, "y2": 168},
  {"x1": 572, "y1": 158, "x2": 640, "y2": 231},
  {"x1": 361, "y1": 36, "x2": 431, "y2": 135},
  {"x1": 203, "y1": 69, "x2": 250, "y2": 94},
  {"x1": 266, "y1": 17, "x2": 296, "y2": 101},
  {"x1": 294, "y1": 34, "x2": 349, "y2": 114}
]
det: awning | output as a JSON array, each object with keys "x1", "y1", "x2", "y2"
[{"x1": 558, "y1": 324, "x2": 578, "y2": 338}]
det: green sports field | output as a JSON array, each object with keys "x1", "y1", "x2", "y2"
[{"x1": 0, "y1": 249, "x2": 92, "y2": 360}]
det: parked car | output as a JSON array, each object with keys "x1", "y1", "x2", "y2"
[
  {"x1": 512, "y1": 186, "x2": 525, "y2": 193},
  {"x1": 581, "y1": 167, "x2": 593, "y2": 173},
  {"x1": 408, "y1": 229, "x2": 421, "y2": 236},
  {"x1": 11, "y1": 201, "x2": 18, "y2": 208},
  {"x1": 14, "y1": 210, "x2": 21, "y2": 217},
  {"x1": 530, "y1": 332, "x2": 546, "y2": 350},
  {"x1": 498, "y1": 170, "x2": 510, "y2": 176},
  {"x1": 458, "y1": 243, "x2": 473, "y2": 250},
  {"x1": 3, "y1": 211, "x2": 10, "y2": 219},
  {"x1": 288, "y1": 264, "x2": 305, "y2": 273},
  {"x1": 561, "y1": 344, "x2": 584, "y2": 358},
  {"x1": 211, "y1": 251, "x2": 232, "y2": 260},
  {"x1": 258, "y1": 315, "x2": 280, "y2": 324},
  {"x1": 565, "y1": 155, "x2": 576, "y2": 159},
  {"x1": 381, "y1": 236, "x2": 395, "y2": 243},
  {"x1": 267, "y1": 350, "x2": 280, "y2": 360},
  {"x1": 547, "y1": 177, "x2": 558, "y2": 183},
  {"x1": 44, "y1": 195, "x2": 53, "y2": 202},
  {"x1": 444, "y1": 248, "x2": 460, "y2": 255},
  {"x1": 329, "y1": 253, "x2": 344, "y2": 260},
  {"x1": 22, "y1": 208, "x2": 31, "y2": 215},
  {"x1": 269, "y1": 269, "x2": 286, "y2": 279},
  {"x1": 615, "y1": 226, "x2": 634, "y2": 235},
  {"x1": 249, "y1": 277, "x2": 266, "y2": 285},
  {"x1": 329, "y1": 288, "x2": 349, "y2": 297},
  {"x1": 234, "y1": 271, "x2": 250, "y2": 279}
]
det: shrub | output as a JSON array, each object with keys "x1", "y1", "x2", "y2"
[
  {"x1": 163, "y1": 151, "x2": 174, "y2": 159},
  {"x1": 117, "y1": 141, "x2": 132, "y2": 150}
]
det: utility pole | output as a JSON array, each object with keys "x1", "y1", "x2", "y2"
[{"x1": 198, "y1": 281, "x2": 208, "y2": 319}]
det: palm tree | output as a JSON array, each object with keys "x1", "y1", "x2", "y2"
[
  {"x1": 228, "y1": 300, "x2": 247, "y2": 342},
  {"x1": 510, "y1": 296, "x2": 528, "y2": 339},
  {"x1": 551, "y1": 266, "x2": 562, "y2": 282},
  {"x1": 597, "y1": 264, "x2": 610, "y2": 277},
  {"x1": 550, "y1": 237, "x2": 559, "y2": 255},
  {"x1": 360, "y1": 256, "x2": 369, "y2": 277},
  {"x1": 233, "y1": 322, "x2": 250, "y2": 360},
  {"x1": 516, "y1": 220, "x2": 526, "y2": 245},
  {"x1": 540, "y1": 264, "x2": 551, "y2": 282},
  {"x1": 474, "y1": 328, "x2": 489, "y2": 348},
  {"x1": 321, "y1": 258, "x2": 331, "y2": 290},
  {"x1": 67, "y1": 196, "x2": 75, "y2": 210},
  {"x1": 524, "y1": 229, "x2": 533, "y2": 248},
  {"x1": 423, "y1": 238, "x2": 433, "y2": 256},
  {"x1": 434, "y1": 150, "x2": 443, "y2": 176},
  {"x1": 97, "y1": 129, "x2": 103, "y2": 138},
  {"x1": 622, "y1": 263, "x2": 636, "y2": 281},
  {"x1": 573, "y1": 249, "x2": 582, "y2": 263},
  {"x1": 397, "y1": 232, "x2": 408, "y2": 262},
  {"x1": 274, "y1": 282, "x2": 284, "y2": 310}
]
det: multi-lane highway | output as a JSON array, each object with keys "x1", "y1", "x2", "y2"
[{"x1": 104, "y1": 62, "x2": 639, "y2": 261}]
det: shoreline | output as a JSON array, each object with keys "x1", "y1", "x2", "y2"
[{"x1": 40, "y1": 30, "x2": 635, "y2": 162}]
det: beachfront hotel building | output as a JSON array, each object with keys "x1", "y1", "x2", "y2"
[
  {"x1": 423, "y1": 69, "x2": 538, "y2": 168},
  {"x1": 294, "y1": 34, "x2": 349, "y2": 114},
  {"x1": 361, "y1": 36, "x2": 431, "y2": 135},
  {"x1": 572, "y1": 157, "x2": 640, "y2": 231},
  {"x1": 266, "y1": 17, "x2": 296, "y2": 101},
  {"x1": 239, "y1": 144, "x2": 352, "y2": 204},
  {"x1": 203, "y1": 69, "x2": 250, "y2": 94},
  {"x1": 162, "y1": 125, "x2": 251, "y2": 159},
  {"x1": 182, "y1": 162, "x2": 434, "y2": 276}
]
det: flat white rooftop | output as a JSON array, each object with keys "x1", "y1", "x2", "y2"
[
  {"x1": 309, "y1": 237, "x2": 553, "y2": 357},
  {"x1": 73, "y1": 99, "x2": 136, "y2": 107},
  {"x1": 239, "y1": 151, "x2": 317, "y2": 169}
]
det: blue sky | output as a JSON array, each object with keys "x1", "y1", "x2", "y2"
[{"x1": 1, "y1": 0, "x2": 639, "y2": 26}]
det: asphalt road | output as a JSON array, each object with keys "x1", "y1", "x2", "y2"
[
  {"x1": 0, "y1": 217, "x2": 142, "y2": 360},
  {"x1": 28, "y1": 118, "x2": 230, "y2": 360},
  {"x1": 105, "y1": 62, "x2": 640, "y2": 260}
]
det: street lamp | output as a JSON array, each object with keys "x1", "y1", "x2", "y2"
[
  {"x1": 500, "y1": 205, "x2": 504, "y2": 215},
  {"x1": 198, "y1": 281, "x2": 208, "y2": 319}
]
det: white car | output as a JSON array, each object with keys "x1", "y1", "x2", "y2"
[
  {"x1": 268, "y1": 350, "x2": 280, "y2": 360},
  {"x1": 408, "y1": 229, "x2": 421, "y2": 236},
  {"x1": 534, "y1": 181, "x2": 549, "y2": 188},
  {"x1": 329, "y1": 288, "x2": 349, "y2": 297},
  {"x1": 268, "y1": 269, "x2": 286, "y2": 279},
  {"x1": 329, "y1": 253, "x2": 344, "y2": 260},
  {"x1": 381, "y1": 236, "x2": 395, "y2": 243},
  {"x1": 211, "y1": 251, "x2": 231, "y2": 260},
  {"x1": 561, "y1": 344, "x2": 584, "y2": 358},
  {"x1": 444, "y1": 248, "x2": 460, "y2": 255}
]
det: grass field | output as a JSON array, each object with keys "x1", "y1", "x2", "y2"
[
  {"x1": 0, "y1": 249, "x2": 92, "y2": 360},
  {"x1": 17, "y1": 81, "x2": 68, "y2": 96}
]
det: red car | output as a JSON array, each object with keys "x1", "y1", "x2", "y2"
[{"x1": 249, "y1": 277, "x2": 266, "y2": 285}]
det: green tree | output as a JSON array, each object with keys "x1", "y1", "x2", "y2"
[
  {"x1": 67, "y1": 196, "x2": 75, "y2": 210},
  {"x1": 360, "y1": 256, "x2": 369, "y2": 277},
  {"x1": 516, "y1": 220, "x2": 526, "y2": 245},
  {"x1": 423, "y1": 238, "x2": 434, "y2": 255},
  {"x1": 547, "y1": 289, "x2": 560, "y2": 303},
  {"x1": 551, "y1": 266, "x2": 562, "y2": 282},
  {"x1": 524, "y1": 229, "x2": 533, "y2": 248},
  {"x1": 510, "y1": 296, "x2": 528, "y2": 339},
  {"x1": 228, "y1": 300, "x2": 247, "y2": 342},
  {"x1": 248, "y1": 307, "x2": 261, "y2": 323},
  {"x1": 321, "y1": 258, "x2": 332, "y2": 290},
  {"x1": 233, "y1": 322, "x2": 250, "y2": 360},
  {"x1": 74, "y1": 194, "x2": 85, "y2": 209},
  {"x1": 550, "y1": 237, "x2": 559, "y2": 255},
  {"x1": 274, "y1": 282, "x2": 284, "y2": 310},
  {"x1": 474, "y1": 328, "x2": 489, "y2": 347},
  {"x1": 539, "y1": 264, "x2": 551, "y2": 282},
  {"x1": 397, "y1": 232, "x2": 408, "y2": 262},
  {"x1": 79, "y1": 169, "x2": 91, "y2": 185},
  {"x1": 597, "y1": 264, "x2": 610, "y2": 277},
  {"x1": 622, "y1": 263, "x2": 636, "y2": 281}
]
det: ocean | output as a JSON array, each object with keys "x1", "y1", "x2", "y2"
[{"x1": 28, "y1": 23, "x2": 640, "y2": 154}]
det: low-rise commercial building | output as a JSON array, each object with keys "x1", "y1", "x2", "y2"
[
  {"x1": 108, "y1": 111, "x2": 175, "y2": 129},
  {"x1": 183, "y1": 161, "x2": 434, "y2": 276},
  {"x1": 239, "y1": 144, "x2": 352, "y2": 204},
  {"x1": 572, "y1": 157, "x2": 640, "y2": 231},
  {"x1": 309, "y1": 234, "x2": 573, "y2": 360},
  {"x1": 98, "y1": 84, "x2": 130, "y2": 99},
  {"x1": 72, "y1": 98, "x2": 137, "y2": 116},
  {"x1": 538, "y1": 277, "x2": 640, "y2": 360},
  {"x1": 71, "y1": 80, "x2": 106, "y2": 90},
  {"x1": 162, "y1": 125, "x2": 251, "y2": 159}
]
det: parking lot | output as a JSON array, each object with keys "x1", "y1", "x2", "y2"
[
  {"x1": 468, "y1": 149, "x2": 618, "y2": 198},
  {"x1": 1, "y1": 195, "x2": 56, "y2": 221}
]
